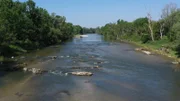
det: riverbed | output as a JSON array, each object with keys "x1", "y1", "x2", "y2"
[{"x1": 0, "y1": 34, "x2": 180, "y2": 101}]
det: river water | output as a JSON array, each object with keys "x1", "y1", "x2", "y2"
[{"x1": 0, "y1": 34, "x2": 180, "y2": 101}]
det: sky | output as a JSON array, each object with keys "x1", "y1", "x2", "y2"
[{"x1": 19, "y1": 0, "x2": 180, "y2": 28}]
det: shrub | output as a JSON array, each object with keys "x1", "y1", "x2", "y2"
[{"x1": 141, "y1": 34, "x2": 150, "y2": 43}]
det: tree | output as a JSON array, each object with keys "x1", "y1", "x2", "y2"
[
  {"x1": 161, "y1": 3, "x2": 178, "y2": 40},
  {"x1": 82, "y1": 27, "x2": 97, "y2": 34},
  {"x1": 0, "y1": 0, "x2": 83, "y2": 56},
  {"x1": 159, "y1": 19, "x2": 165, "y2": 39},
  {"x1": 161, "y1": 3, "x2": 177, "y2": 19},
  {"x1": 73, "y1": 25, "x2": 83, "y2": 35},
  {"x1": 133, "y1": 17, "x2": 149, "y2": 37},
  {"x1": 147, "y1": 12, "x2": 155, "y2": 41}
]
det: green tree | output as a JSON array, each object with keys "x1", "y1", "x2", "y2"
[{"x1": 0, "y1": 0, "x2": 83, "y2": 57}]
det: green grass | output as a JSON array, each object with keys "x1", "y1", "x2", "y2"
[
  {"x1": 118, "y1": 35, "x2": 179, "y2": 59},
  {"x1": 145, "y1": 38, "x2": 177, "y2": 58},
  {"x1": 145, "y1": 37, "x2": 171, "y2": 48},
  {"x1": 9, "y1": 45, "x2": 27, "y2": 53},
  {"x1": 121, "y1": 34, "x2": 141, "y2": 42}
]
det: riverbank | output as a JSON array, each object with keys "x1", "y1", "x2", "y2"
[
  {"x1": 0, "y1": 44, "x2": 62, "y2": 71},
  {"x1": 0, "y1": 34, "x2": 79, "y2": 72},
  {"x1": 119, "y1": 38, "x2": 180, "y2": 62}
]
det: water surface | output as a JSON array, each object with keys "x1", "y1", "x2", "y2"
[{"x1": 0, "y1": 34, "x2": 180, "y2": 101}]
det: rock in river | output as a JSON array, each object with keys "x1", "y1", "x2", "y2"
[
  {"x1": 135, "y1": 48, "x2": 152, "y2": 55},
  {"x1": 172, "y1": 61, "x2": 179, "y2": 65},
  {"x1": 31, "y1": 68, "x2": 48, "y2": 74},
  {"x1": 23, "y1": 67, "x2": 28, "y2": 72},
  {"x1": 23, "y1": 67, "x2": 48, "y2": 74},
  {"x1": 71, "y1": 72, "x2": 93, "y2": 76},
  {"x1": 48, "y1": 56, "x2": 57, "y2": 60},
  {"x1": 142, "y1": 50, "x2": 151, "y2": 55},
  {"x1": 93, "y1": 66, "x2": 100, "y2": 69},
  {"x1": 135, "y1": 48, "x2": 143, "y2": 51}
]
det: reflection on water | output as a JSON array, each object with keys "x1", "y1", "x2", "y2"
[{"x1": 0, "y1": 34, "x2": 180, "y2": 101}]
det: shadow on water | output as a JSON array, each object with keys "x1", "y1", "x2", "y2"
[
  {"x1": 0, "y1": 60, "x2": 20, "y2": 77},
  {"x1": 0, "y1": 45, "x2": 62, "y2": 88},
  {"x1": 0, "y1": 60, "x2": 25, "y2": 87}
]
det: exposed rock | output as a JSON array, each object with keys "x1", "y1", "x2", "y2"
[
  {"x1": 135, "y1": 48, "x2": 152, "y2": 55},
  {"x1": 65, "y1": 73, "x2": 69, "y2": 76},
  {"x1": 48, "y1": 56, "x2": 57, "y2": 60},
  {"x1": 142, "y1": 50, "x2": 151, "y2": 55},
  {"x1": 80, "y1": 35, "x2": 88, "y2": 38},
  {"x1": 135, "y1": 48, "x2": 143, "y2": 51},
  {"x1": 71, "y1": 72, "x2": 93, "y2": 76},
  {"x1": 93, "y1": 66, "x2": 100, "y2": 69},
  {"x1": 23, "y1": 67, "x2": 28, "y2": 72},
  {"x1": 27, "y1": 68, "x2": 32, "y2": 72},
  {"x1": 172, "y1": 61, "x2": 179, "y2": 65},
  {"x1": 32, "y1": 68, "x2": 39, "y2": 74},
  {"x1": 31, "y1": 68, "x2": 48, "y2": 74},
  {"x1": 23, "y1": 67, "x2": 48, "y2": 74}
]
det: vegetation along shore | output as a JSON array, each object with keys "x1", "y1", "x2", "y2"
[
  {"x1": 0, "y1": 0, "x2": 96, "y2": 70},
  {"x1": 97, "y1": 3, "x2": 180, "y2": 63}
]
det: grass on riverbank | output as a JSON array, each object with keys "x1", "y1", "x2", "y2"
[{"x1": 119, "y1": 35, "x2": 179, "y2": 61}]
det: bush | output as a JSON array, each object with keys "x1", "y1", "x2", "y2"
[{"x1": 141, "y1": 34, "x2": 150, "y2": 43}]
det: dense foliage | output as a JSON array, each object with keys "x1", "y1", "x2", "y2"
[
  {"x1": 0, "y1": 0, "x2": 83, "y2": 57},
  {"x1": 82, "y1": 27, "x2": 96, "y2": 34},
  {"x1": 98, "y1": 3, "x2": 180, "y2": 57}
]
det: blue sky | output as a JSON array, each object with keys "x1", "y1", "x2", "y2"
[{"x1": 19, "y1": 0, "x2": 180, "y2": 28}]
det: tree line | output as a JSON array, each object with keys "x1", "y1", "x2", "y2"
[
  {"x1": 82, "y1": 27, "x2": 96, "y2": 34},
  {"x1": 0, "y1": 0, "x2": 84, "y2": 57},
  {"x1": 97, "y1": 3, "x2": 180, "y2": 57}
]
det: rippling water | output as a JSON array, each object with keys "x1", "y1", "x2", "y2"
[{"x1": 0, "y1": 34, "x2": 180, "y2": 101}]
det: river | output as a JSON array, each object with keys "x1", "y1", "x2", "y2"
[{"x1": 0, "y1": 34, "x2": 180, "y2": 101}]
